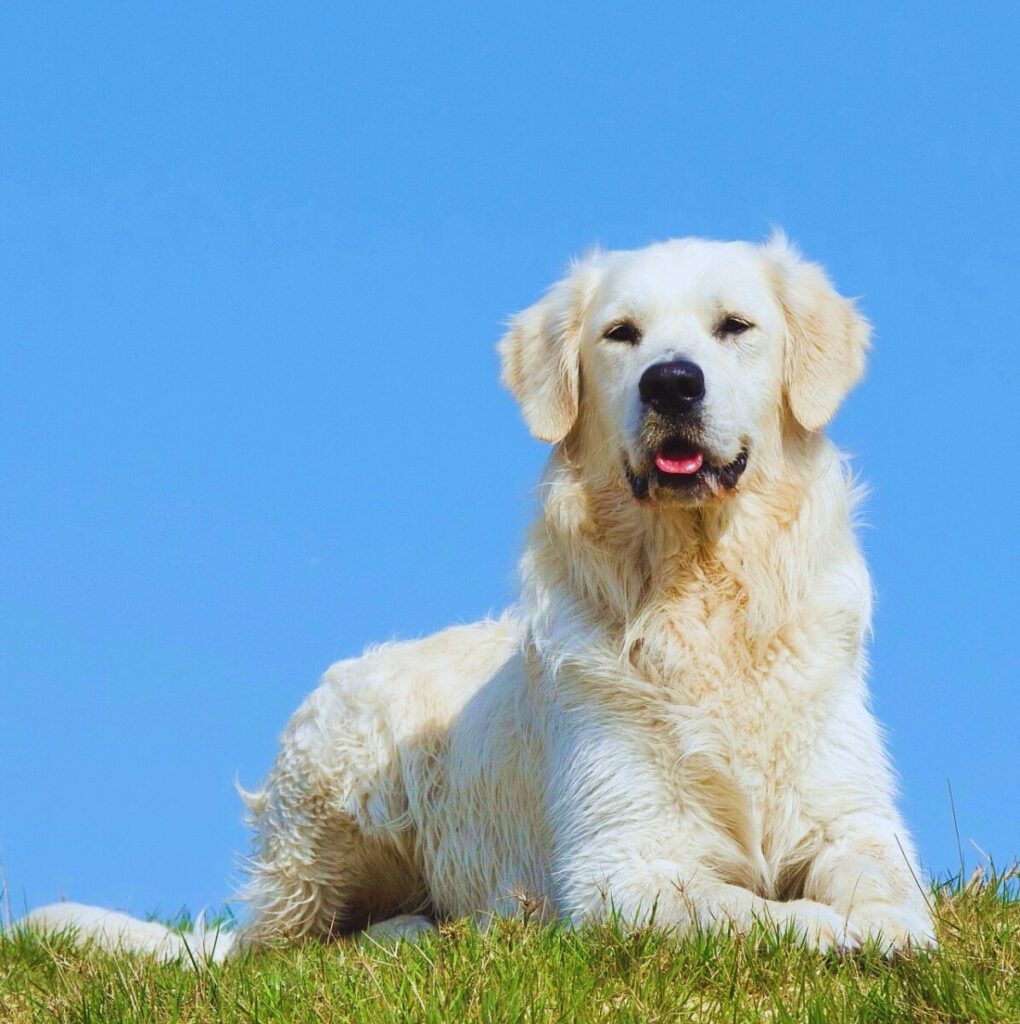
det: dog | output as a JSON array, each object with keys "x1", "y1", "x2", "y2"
[{"x1": 21, "y1": 234, "x2": 935, "y2": 958}]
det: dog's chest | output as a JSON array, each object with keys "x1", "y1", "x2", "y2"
[{"x1": 640, "y1": 589, "x2": 836, "y2": 887}]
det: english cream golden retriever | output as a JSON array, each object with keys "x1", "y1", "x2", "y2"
[{"x1": 22, "y1": 234, "x2": 934, "y2": 958}]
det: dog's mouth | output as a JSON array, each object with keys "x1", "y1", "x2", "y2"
[
  {"x1": 654, "y1": 440, "x2": 706, "y2": 478},
  {"x1": 625, "y1": 441, "x2": 749, "y2": 501}
]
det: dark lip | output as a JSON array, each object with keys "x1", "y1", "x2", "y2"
[{"x1": 624, "y1": 446, "x2": 749, "y2": 501}]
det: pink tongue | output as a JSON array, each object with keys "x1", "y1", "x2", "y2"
[{"x1": 655, "y1": 449, "x2": 704, "y2": 475}]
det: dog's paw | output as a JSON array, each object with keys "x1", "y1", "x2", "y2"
[
  {"x1": 359, "y1": 914, "x2": 437, "y2": 949},
  {"x1": 844, "y1": 901, "x2": 936, "y2": 955},
  {"x1": 768, "y1": 899, "x2": 860, "y2": 953}
]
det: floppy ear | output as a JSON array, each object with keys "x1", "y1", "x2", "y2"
[
  {"x1": 498, "y1": 256, "x2": 602, "y2": 443},
  {"x1": 767, "y1": 233, "x2": 871, "y2": 432}
]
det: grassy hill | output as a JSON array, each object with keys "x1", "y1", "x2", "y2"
[{"x1": 2, "y1": 870, "x2": 1016, "y2": 1023}]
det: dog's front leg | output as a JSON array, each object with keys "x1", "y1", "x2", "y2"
[
  {"x1": 802, "y1": 697, "x2": 936, "y2": 953},
  {"x1": 802, "y1": 820, "x2": 936, "y2": 953}
]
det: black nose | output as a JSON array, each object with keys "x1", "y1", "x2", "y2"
[{"x1": 638, "y1": 360, "x2": 705, "y2": 414}]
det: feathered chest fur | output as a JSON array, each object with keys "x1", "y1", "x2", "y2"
[{"x1": 616, "y1": 563, "x2": 857, "y2": 895}]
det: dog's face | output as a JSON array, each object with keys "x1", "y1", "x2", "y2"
[
  {"x1": 500, "y1": 235, "x2": 869, "y2": 508},
  {"x1": 580, "y1": 241, "x2": 783, "y2": 504}
]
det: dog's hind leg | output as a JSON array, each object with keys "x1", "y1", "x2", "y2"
[
  {"x1": 235, "y1": 780, "x2": 429, "y2": 952},
  {"x1": 233, "y1": 657, "x2": 438, "y2": 952}
]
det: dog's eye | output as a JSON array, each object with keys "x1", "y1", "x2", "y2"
[
  {"x1": 715, "y1": 316, "x2": 754, "y2": 338},
  {"x1": 603, "y1": 321, "x2": 640, "y2": 344}
]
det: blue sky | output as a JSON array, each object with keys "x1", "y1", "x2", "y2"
[{"x1": 2, "y1": 3, "x2": 1017, "y2": 919}]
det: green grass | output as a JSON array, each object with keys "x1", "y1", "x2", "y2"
[{"x1": 2, "y1": 871, "x2": 1017, "y2": 1024}]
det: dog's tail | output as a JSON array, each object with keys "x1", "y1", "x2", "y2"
[{"x1": 13, "y1": 902, "x2": 236, "y2": 964}]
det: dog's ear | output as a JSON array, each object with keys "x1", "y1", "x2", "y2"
[
  {"x1": 498, "y1": 255, "x2": 603, "y2": 443},
  {"x1": 766, "y1": 232, "x2": 871, "y2": 432}
]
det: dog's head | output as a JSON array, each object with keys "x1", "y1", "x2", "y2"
[{"x1": 499, "y1": 234, "x2": 869, "y2": 507}]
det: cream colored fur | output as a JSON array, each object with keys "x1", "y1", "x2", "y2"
[{"x1": 19, "y1": 235, "x2": 933, "y2": 958}]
